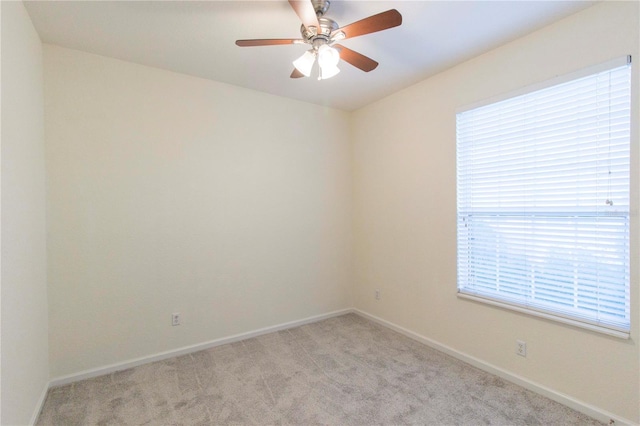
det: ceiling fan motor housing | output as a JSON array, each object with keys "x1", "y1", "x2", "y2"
[{"x1": 300, "y1": 17, "x2": 338, "y2": 43}]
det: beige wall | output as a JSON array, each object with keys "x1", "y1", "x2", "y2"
[
  {"x1": 44, "y1": 45, "x2": 353, "y2": 378},
  {"x1": 7, "y1": 1, "x2": 639, "y2": 423},
  {"x1": 1, "y1": 1, "x2": 49, "y2": 424},
  {"x1": 352, "y1": 1, "x2": 639, "y2": 423}
]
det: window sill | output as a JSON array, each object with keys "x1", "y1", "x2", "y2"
[{"x1": 457, "y1": 292, "x2": 630, "y2": 340}]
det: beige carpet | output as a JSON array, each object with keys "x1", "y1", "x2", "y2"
[{"x1": 37, "y1": 313, "x2": 603, "y2": 425}]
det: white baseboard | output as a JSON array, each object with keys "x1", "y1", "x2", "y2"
[
  {"x1": 353, "y1": 309, "x2": 636, "y2": 426},
  {"x1": 39, "y1": 307, "x2": 636, "y2": 426},
  {"x1": 29, "y1": 381, "x2": 50, "y2": 425},
  {"x1": 49, "y1": 308, "x2": 352, "y2": 388}
]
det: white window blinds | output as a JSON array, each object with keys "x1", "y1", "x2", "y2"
[{"x1": 456, "y1": 58, "x2": 631, "y2": 336}]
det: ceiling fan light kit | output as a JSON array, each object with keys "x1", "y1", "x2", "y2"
[{"x1": 235, "y1": 0, "x2": 402, "y2": 80}]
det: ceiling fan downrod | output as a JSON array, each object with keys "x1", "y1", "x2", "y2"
[{"x1": 312, "y1": 0, "x2": 330, "y2": 17}]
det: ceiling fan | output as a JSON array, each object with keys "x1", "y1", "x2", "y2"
[{"x1": 235, "y1": 0, "x2": 402, "y2": 80}]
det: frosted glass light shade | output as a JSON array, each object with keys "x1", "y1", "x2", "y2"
[
  {"x1": 317, "y1": 44, "x2": 340, "y2": 68},
  {"x1": 319, "y1": 64, "x2": 340, "y2": 80},
  {"x1": 293, "y1": 50, "x2": 315, "y2": 77},
  {"x1": 317, "y1": 45, "x2": 340, "y2": 80}
]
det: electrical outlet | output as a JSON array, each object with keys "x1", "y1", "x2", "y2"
[
  {"x1": 172, "y1": 313, "x2": 181, "y2": 326},
  {"x1": 516, "y1": 340, "x2": 527, "y2": 357},
  {"x1": 375, "y1": 289, "x2": 380, "y2": 300}
]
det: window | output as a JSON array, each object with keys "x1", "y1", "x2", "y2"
[{"x1": 456, "y1": 57, "x2": 631, "y2": 337}]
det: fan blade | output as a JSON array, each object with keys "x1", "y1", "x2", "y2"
[
  {"x1": 334, "y1": 44, "x2": 378, "y2": 72},
  {"x1": 235, "y1": 39, "x2": 302, "y2": 47},
  {"x1": 333, "y1": 9, "x2": 402, "y2": 40},
  {"x1": 288, "y1": 0, "x2": 320, "y2": 31},
  {"x1": 290, "y1": 69, "x2": 305, "y2": 78}
]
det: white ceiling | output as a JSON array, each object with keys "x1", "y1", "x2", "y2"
[{"x1": 24, "y1": 0, "x2": 597, "y2": 111}]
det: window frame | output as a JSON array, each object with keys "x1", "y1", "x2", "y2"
[{"x1": 455, "y1": 56, "x2": 632, "y2": 339}]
